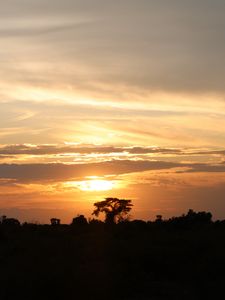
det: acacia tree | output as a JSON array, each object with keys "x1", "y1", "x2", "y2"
[{"x1": 92, "y1": 197, "x2": 133, "y2": 224}]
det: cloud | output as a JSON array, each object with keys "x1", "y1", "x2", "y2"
[
  {"x1": 192, "y1": 150, "x2": 225, "y2": 156},
  {"x1": 1, "y1": 1, "x2": 225, "y2": 149},
  {"x1": 0, "y1": 160, "x2": 182, "y2": 183},
  {"x1": 2, "y1": 143, "x2": 225, "y2": 159},
  {"x1": 185, "y1": 163, "x2": 225, "y2": 173},
  {"x1": 1, "y1": 0, "x2": 225, "y2": 94},
  {"x1": 0, "y1": 144, "x2": 181, "y2": 156},
  {"x1": 0, "y1": 157, "x2": 225, "y2": 184},
  {"x1": 1, "y1": 143, "x2": 225, "y2": 166}
]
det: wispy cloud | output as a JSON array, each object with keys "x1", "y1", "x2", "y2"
[
  {"x1": 0, "y1": 143, "x2": 224, "y2": 165},
  {"x1": 0, "y1": 144, "x2": 181, "y2": 155},
  {"x1": 1, "y1": 0, "x2": 225, "y2": 94}
]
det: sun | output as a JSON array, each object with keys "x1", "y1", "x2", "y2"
[
  {"x1": 64, "y1": 178, "x2": 115, "y2": 192},
  {"x1": 78, "y1": 179, "x2": 114, "y2": 191}
]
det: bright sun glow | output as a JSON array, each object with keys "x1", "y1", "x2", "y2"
[
  {"x1": 64, "y1": 179, "x2": 115, "y2": 192},
  {"x1": 78, "y1": 179, "x2": 114, "y2": 191}
]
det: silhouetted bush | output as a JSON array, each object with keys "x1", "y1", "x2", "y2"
[
  {"x1": 71, "y1": 214, "x2": 88, "y2": 226},
  {"x1": 1, "y1": 217, "x2": 20, "y2": 227}
]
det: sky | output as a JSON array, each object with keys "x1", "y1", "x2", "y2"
[{"x1": 1, "y1": 0, "x2": 225, "y2": 223}]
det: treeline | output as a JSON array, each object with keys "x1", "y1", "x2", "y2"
[
  {"x1": 0, "y1": 208, "x2": 224, "y2": 232},
  {"x1": 1, "y1": 202, "x2": 225, "y2": 299},
  {"x1": 0, "y1": 197, "x2": 220, "y2": 231}
]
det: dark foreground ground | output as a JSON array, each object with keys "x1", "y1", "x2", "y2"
[{"x1": 1, "y1": 216, "x2": 225, "y2": 300}]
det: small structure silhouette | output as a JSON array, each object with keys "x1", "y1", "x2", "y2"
[{"x1": 50, "y1": 218, "x2": 61, "y2": 226}]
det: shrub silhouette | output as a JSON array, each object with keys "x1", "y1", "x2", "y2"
[
  {"x1": 155, "y1": 215, "x2": 163, "y2": 223},
  {"x1": 71, "y1": 214, "x2": 88, "y2": 226},
  {"x1": 92, "y1": 197, "x2": 133, "y2": 224},
  {"x1": 1, "y1": 217, "x2": 20, "y2": 226},
  {"x1": 168, "y1": 209, "x2": 212, "y2": 229}
]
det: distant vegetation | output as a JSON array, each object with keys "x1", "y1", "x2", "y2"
[{"x1": 0, "y1": 198, "x2": 225, "y2": 299}]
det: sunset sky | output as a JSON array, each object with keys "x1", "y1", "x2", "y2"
[{"x1": 1, "y1": 0, "x2": 225, "y2": 223}]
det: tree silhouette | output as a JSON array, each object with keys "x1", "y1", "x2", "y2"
[{"x1": 92, "y1": 197, "x2": 133, "y2": 224}]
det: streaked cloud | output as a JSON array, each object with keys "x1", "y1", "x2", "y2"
[
  {"x1": 0, "y1": 158, "x2": 225, "y2": 185},
  {"x1": 1, "y1": 0, "x2": 225, "y2": 94},
  {"x1": 0, "y1": 144, "x2": 181, "y2": 155}
]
